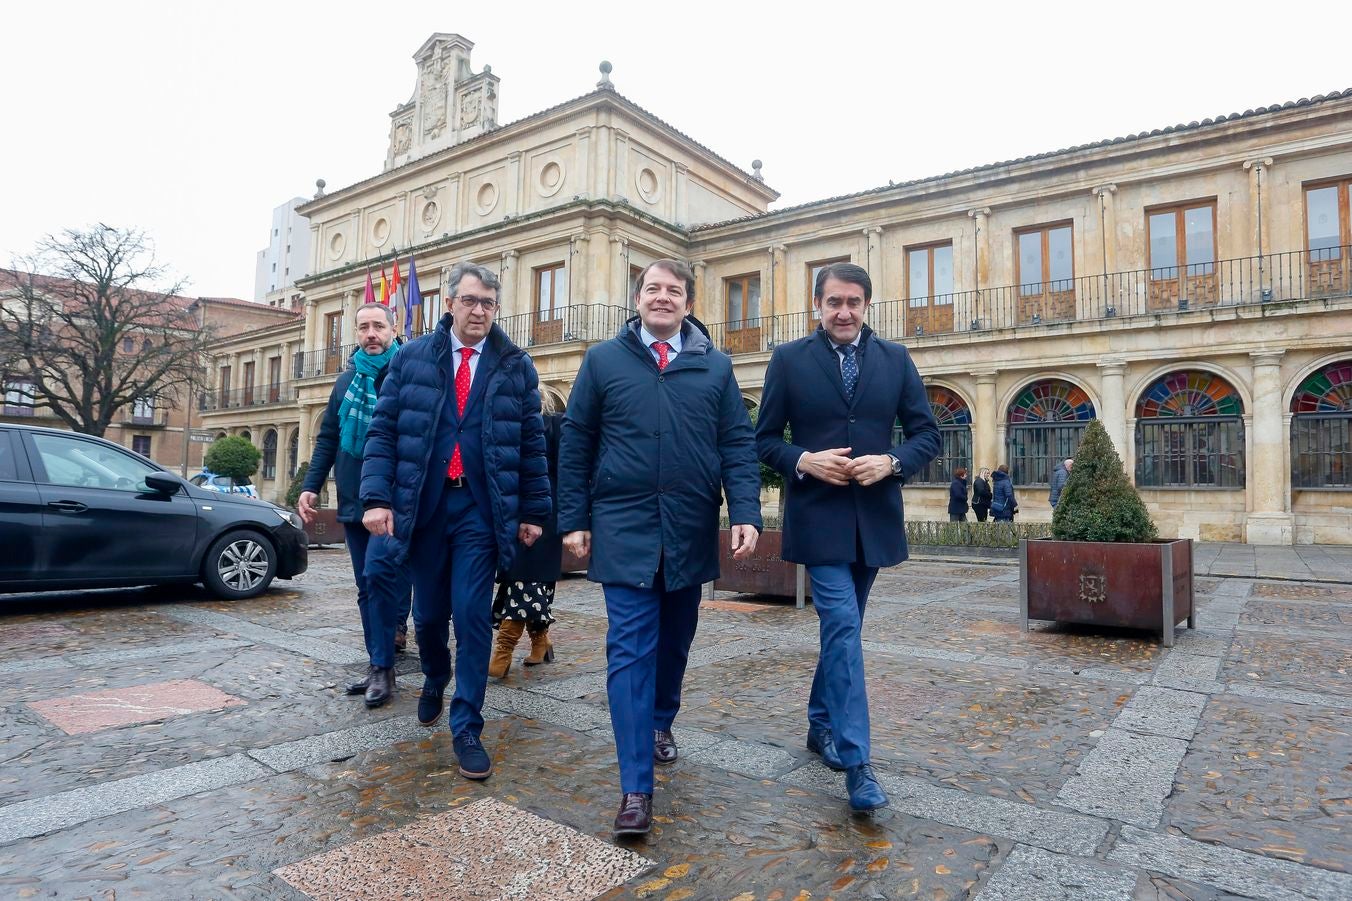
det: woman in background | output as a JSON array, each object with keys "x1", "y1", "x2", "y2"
[
  {"x1": 948, "y1": 467, "x2": 970, "y2": 522},
  {"x1": 489, "y1": 397, "x2": 565, "y2": 678},
  {"x1": 971, "y1": 467, "x2": 993, "y2": 522}
]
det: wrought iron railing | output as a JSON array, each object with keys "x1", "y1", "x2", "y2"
[
  {"x1": 864, "y1": 244, "x2": 1352, "y2": 340},
  {"x1": 293, "y1": 344, "x2": 356, "y2": 380},
  {"x1": 200, "y1": 382, "x2": 298, "y2": 413},
  {"x1": 495, "y1": 304, "x2": 634, "y2": 349}
]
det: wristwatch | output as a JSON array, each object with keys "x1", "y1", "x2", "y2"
[{"x1": 888, "y1": 454, "x2": 903, "y2": 477}]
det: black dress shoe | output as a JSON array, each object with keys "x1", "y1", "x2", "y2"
[
  {"x1": 364, "y1": 667, "x2": 393, "y2": 708},
  {"x1": 345, "y1": 665, "x2": 374, "y2": 696},
  {"x1": 612, "y1": 792, "x2": 653, "y2": 836},
  {"x1": 653, "y1": 729, "x2": 678, "y2": 764},
  {"x1": 418, "y1": 683, "x2": 444, "y2": 727}
]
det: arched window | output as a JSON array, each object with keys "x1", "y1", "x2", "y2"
[
  {"x1": 262, "y1": 430, "x2": 278, "y2": 480},
  {"x1": 1006, "y1": 380, "x2": 1095, "y2": 486},
  {"x1": 904, "y1": 387, "x2": 972, "y2": 484},
  {"x1": 287, "y1": 430, "x2": 300, "y2": 478},
  {"x1": 1291, "y1": 361, "x2": 1352, "y2": 488},
  {"x1": 240, "y1": 430, "x2": 252, "y2": 444},
  {"x1": 1135, "y1": 371, "x2": 1244, "y2": 488}
]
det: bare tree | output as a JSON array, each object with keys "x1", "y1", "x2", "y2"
[{"x1": 1, "y1": 225, "x2": 212, "y2": 437}]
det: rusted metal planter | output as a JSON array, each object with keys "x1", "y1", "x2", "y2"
[
  {"x1": 1020, "y1": 537, "x2": 1195, "y2": 647},
  {"x1": 713, "y1": 530, "x2": 810, "y2": 607},
  {"x1": 301, "y1": 508, "x2": 344, "y2": 547}
]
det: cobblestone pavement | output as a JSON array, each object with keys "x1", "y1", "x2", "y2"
[{"x1": 2, "y1": 550, "x2": 1350, "y2": 900}]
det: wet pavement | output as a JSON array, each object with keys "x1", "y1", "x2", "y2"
[{"x1": 1, "y1": 550, "x2": 1350, "y2": 900}]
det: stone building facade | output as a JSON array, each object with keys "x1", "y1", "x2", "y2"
[{"x1": 200, "y1": 33, "x2": 1352, "y2": 544}]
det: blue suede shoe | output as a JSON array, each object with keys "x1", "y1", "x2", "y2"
[
  {"x1": 806, "y1": 726, "x2": 845, "y2": 771},
  {"x1": 846, "y1": 763, "x2": 889, "y2": 812},
  {"x1": 453, "y1": 731, "x2": 493, "y2": 780},
  {"x1": 417, "y1": 683, "x2": 443, "y2": 727}
]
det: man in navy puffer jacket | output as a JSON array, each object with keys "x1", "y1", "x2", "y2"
[{"x1": 360, "y1": 262, "x2": 551, "y2": 782}]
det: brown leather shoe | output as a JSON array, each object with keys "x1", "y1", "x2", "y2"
[
  {"x1": 488, "y1": 621, "x2": 524, "y2": 679},
  {"x1": 394, "y1": 625, "x2": 407, "y2": 653},
  {"x1": 654, "y1": 729, "x2": 678, "y2": 764},
  {"x1": 612, "y1": 792, "x2": 653, "y2": 837}
]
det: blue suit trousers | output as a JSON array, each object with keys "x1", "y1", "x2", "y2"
[
  {"x1": 806, "y1": 561, "x2": 879, "y2": 768},
  {"x1": 409, "y1": 486, "x2": 499, "y2": 738},
  {"x1": 342, "y1": 524, "x2": 411, "y2": 669},
  {"x1": 603, "y1": 567, "x2": 701, "y2": 794}
]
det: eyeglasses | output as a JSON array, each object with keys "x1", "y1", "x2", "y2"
[{"x1": 455, "y1": 294, "x2": 500, "y2": 312}]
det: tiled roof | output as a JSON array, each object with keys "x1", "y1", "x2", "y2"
[
  {"x1": 690, "y1": 88, "x2": 1352, "y2": 231},
  {"x1": 302, "y1": 87, "x2": 777, "y2": 211}
]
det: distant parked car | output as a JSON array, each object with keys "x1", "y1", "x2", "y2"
[
  {"x1": 0, "y1": 425, "x2": 307, "y2": 599},
  {"x1": 189, "y1": 470, "x2": 260, "y2": 498}
]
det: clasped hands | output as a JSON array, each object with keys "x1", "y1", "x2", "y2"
[{"x1": 798, "y1": 447, "x2": 892, "y2": 486}]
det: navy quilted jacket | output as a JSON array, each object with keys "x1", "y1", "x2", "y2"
[{"x1": 359, "y1": 314, "x2": 551, "y2": 570}]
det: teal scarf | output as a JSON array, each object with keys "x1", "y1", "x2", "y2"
[{"x1": 339, "y1": 343, "x2": 398, "y2": 456}]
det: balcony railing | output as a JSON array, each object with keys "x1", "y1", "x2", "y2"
[
  {"x1": 293, "y1": 344, "x2": 357, "y2": 380},
  {"x1": 200, "y1": 382, "x2": 298, "y2": 413},
  {"x1": 870, "y1": 244, "x2": 1352, "y2": 340},
  {"x1": 495, "y1": 304, "x2": 634, "y2": 348},
  {"x1": 122, "y1": 410, "x2": 170, "y2": 428}
]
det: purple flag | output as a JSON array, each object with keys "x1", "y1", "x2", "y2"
[
  {"x1": 404, "y1": 256, "x2": 421, "y2": 338},
  {"x1": 363, "y1": 270, "x2": 376, "y2": 305}
]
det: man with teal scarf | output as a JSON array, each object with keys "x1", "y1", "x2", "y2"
[{"x1": 299, "y1": 302, "x2": 410, "y2": 707}]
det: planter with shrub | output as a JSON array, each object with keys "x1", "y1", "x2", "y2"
[{"x1": 1020, "y1": 419, "x2": 1195, "y2": 647}]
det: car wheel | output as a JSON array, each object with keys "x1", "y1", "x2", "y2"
[{"x1": 202, "y1": 530, "x2": 278, "y2": 599}]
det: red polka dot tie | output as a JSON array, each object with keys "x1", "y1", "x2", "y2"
[
  {"x1": 653, "y1": 341, "x2": 671, "y2": 371},
  {"x1": 447, "y1": 346, "x2": 475, "y2": 479}
]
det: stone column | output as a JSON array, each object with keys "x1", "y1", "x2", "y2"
[
  {"x1": 1097, "y1": 360, "x2": 1128, "y2": 461},
  {"x1": 611, "y1": 236, "x2": 630, "y2": 307},
  {"x1": 691, "y1": 260, "x2": 708, "y2": 316},
  {"x1": 863, "y1": 227, "x2": 884, "y2": 293},
  {"x1": 1243, "y1": 157, "x2": 1274, "y2": 257},
  {"x1": 574, "y1": 129, "x2": 592, "y2": 199},
  {"x1": 771, "y1": 244, "x2": 788, "y2": 317},
  {"x1": 967, "y1": 208, "x2": 992, "y2": 327},
  {"x1": 1091, "y1": 184, "x2": 1119, "y2": 318},
  {"x1": 586, "y1": 229, "x2": 611, "y2": 306},
  {"x1": 303, "y1": 298, "x2": 319, "y2": 360},
  {"x1": 506, "y1": 152, "x2": 523, "y2": 216},
  {"x1": 500, "y1": 250, "x2": 519, "y2": 316},
  {"x1": 972, "y1": 371, "x2": 999, "y2": 471},
  {"x1": 1246, "y1": 350, "x2": 1294, "y2": 544},
  {"x1": 343, "y1": 290, "x2": 360, "y2": 345},
  {"x1": 674, "y1": 163, "x2": 689, "y2": 226},
  {"x1": 569, "y1": 233, "x2": 587, "y2": 305}
]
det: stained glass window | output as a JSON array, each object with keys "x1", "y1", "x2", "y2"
[
  {"x1": 1291, "y1": 361, "x2": 1352, "y2": 488},
  {"x1": 1006, "y1": 380, "x2": 1095, "y2": 485},
  {"x1": 1135, "y1": 371, "x2": 1244, "y2": 488},
  {"x1": 903, "y1": 386, "x2": 972, "y2": 485}
]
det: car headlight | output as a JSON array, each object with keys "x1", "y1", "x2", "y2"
[{"x1": 274, "y1": 509, "x2": 303, "y2": 530}]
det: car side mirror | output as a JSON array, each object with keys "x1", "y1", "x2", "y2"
[{"x1": 145, "y1": 472, "x2": 182, "y2": 495}]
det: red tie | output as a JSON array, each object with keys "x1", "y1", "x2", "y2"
[
  {"x1": 653, "y1": 341, "x2": 671, "y2": 371},
  {"x1": 447, "y1": 347, "x2": 474, "y2": 479}
]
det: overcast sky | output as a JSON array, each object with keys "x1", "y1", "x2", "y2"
[{"x1": 4, "y1": 1, "x2": 1349, "y2": 299}]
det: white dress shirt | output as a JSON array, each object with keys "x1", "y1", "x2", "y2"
[
  {"x1": 639, "y1": 325, "x2": 683, "y2": 364},
  {"x1": 450, "y1": 331, "x2": 489, "y2": 386}
]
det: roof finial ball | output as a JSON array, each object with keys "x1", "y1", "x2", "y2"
[
  {"x1": 597, "y1": 60, "x2": 614, "y2": 90},
  {"x1": 314, "y1": 178, "x2": 327, "y2": 199},
  {"x1": 751, "y1": 159, "x2": 764, "y2": 182}
]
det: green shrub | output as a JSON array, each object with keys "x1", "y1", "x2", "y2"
[
  {"x1": 1052, "y1": 419, "x2": 1157, "y2": 543},
  {"x1": 204, "y1": 435, "x2": 261, "y2": 489},
  {"x1": 284, "y1": 461, "x2": 310, "y2": 509}
]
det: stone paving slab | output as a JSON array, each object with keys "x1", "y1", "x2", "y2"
[
  {"x1": 1165, "y1": 693, "x2": 1352, "y2": 873},
  {"x1": 975, "y1": 845, "x2": 1137, "y2": 900},
  {"x1": 27, "y1": 677, "x2": 246, "y2": 735},
  {"x1": 1222, "y1": 632, "x2": 1352, "y2": 698},
  {"x1": 274, "y1": 797, "x2": 654, "y2": 901}
]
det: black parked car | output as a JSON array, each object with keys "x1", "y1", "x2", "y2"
[{"x1": 0, "y1": 424, "x2": 307, "y2": 599}]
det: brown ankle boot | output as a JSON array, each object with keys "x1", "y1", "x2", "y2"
[
  {"x1": 524, "y1": 625, "x2": 555, "y2": 665},
  {"x1": 488, "y1": 621, "x2": 524, "y2": 678}
]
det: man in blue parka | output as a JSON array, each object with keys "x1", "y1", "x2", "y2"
[
  {"x1": 360, "y1": 261, "x2": 550, "y2": 783},
  {"x1": 558, "y1": 259, "x2": 763, "y2": 838}
]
